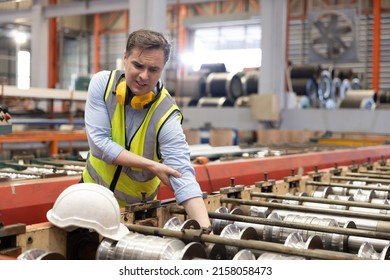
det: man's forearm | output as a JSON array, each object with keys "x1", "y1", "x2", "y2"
[
  {"x1": 113, "y1": 149, "x2": 153, "y2": 169},
  {"x1": 182, "y1": 197, "x2": 211, "y2": 228}
]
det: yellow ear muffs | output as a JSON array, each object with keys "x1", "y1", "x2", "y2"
[
  {"x1": 130, "y1": 91, "x2": 156, "y2": 110},
  {"x1": 115, "y1": 79, "x2": 156, "y2": 109},
  {"x1": 115, "y1": 80, "x2": 127, "y2": 106}
]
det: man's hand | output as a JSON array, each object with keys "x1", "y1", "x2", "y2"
[{"x1": 150, "y1": 162, "x2": 181, "y2": 190}]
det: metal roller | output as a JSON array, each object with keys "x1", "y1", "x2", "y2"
[
  {"x1": 257, "y1": 252, "x2": 305, "y2": 260},
  {"x1": 125, "y1": 223, "x2": 362, "y2": 260},
  {"x1": 96, "y1": 233, "x2": 207, "y2": 260},
  {"x1": 163, "y1": 219, "x2": 210, "y2": 259},
  {"x1": 248, "y1": 205, "x2": 272, "y2": 218},
  {"x1": 346, "y1": 171, "x2": 390, "y2": 182},
  {"x1": 268, "y1": 209, "x2": 390, "y2": 253},
  {"x1": 197, "y1": 96, "x2": 234, "y2": 107},
  {"x1": 221, "y1": 197, "x2": 390, "y2": 224},
  {"x1": 205, "y1": 72, "x2": 243, "y2": 101},
  {"x1": 220, "y1": 224, "x2": 258, "y2": 259},
  {"x1": 171, "y1": 205, "x2": 390, "y2": 241},
  {"x1": 348, "y1": 235, "x2": 390, "y2": 256},
  {"x1": 264, "y1": 214, "x2": 346, "y2": 252},
  {"x1": 17, "y1": 249, "x2": 66, "y2": 260},
  {"x1": 163, "y1": 217, "x2": 201, "y2": 231},
  {"x1": 232, "y1": 249, "x2": 256, "y2": 260},
  {"x1": 302, "y1": 196, "x2": 349, "y2": 210},
  {"x1": 357, "y1": 169, "x2": 390, "y2": 178},
  {"x1": 352, "y1": 189, "x2": 375, "y2": 202},
  {"x1": 174, "y1": 242, "x2": 208, "y2": 260},
  {"x1": 256, "y1": 188, "x2": 390, "y2": 215},
  {"x1": 247, "y1": 207, "x2": 388, "y2": 254},
  {"x1": 311, "y1": 186, "x2": 333, "y2": 198},
  {"x1": 215, "y1": 198, "x2": 390, "y2": 250},
  {"x1": 338, "y1": 175, "x2": 390, "y2": 185},
  {"x1": 327, "y1": 194, "x2": 354, "y2": 202},
  {"x1": 95, "y1": 238, "x2": 117, "y2": 260},
  {"x1": 349, "y1": 198, "x2": 390, "y2": 215},
  {"x1": 349, "y1": 185, "x2": 388, "y2": 200},
  {"x1": 98, "y1": 233, "x2": 187, "y2": 260},
  {"x1": 307, "y1": 179, "x2": 390, "y2": 193},
  {"x1": 284, "y1": 232, "x2": 324, "y2": 251},
  {"x1": 212, "y1": 206, "x2": 232, "y2": 235},
  {"x1": 357, "y1": 242, "x2": 390, "y2": 260},
  {"x1": 171, "y1": 205, "x2": 390, "y2": 255},
  {"x1": 130, "y1": 235, "x2": 185, "y2": 260},
  {"x1": 282, "y1": 192, "x2": 308, "y2": 205},
  {"x1": 251, "y1": 191, "x2": 390, "y2": 212},
  {"x1": 205, "y1": 243, "x2": 227, "y2": 260}
]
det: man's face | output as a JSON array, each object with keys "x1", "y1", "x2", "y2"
[{"x1": 123, "y1": 47, "x2": 165, "y2": 96}]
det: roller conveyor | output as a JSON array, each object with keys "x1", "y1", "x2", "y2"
[{"x1": 2, "y1": 150, "x2": 390, "y2": 260}]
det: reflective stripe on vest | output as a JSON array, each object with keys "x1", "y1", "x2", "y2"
[{"x1": 83, "y1": 70, "x2": 182, "y2": 207}]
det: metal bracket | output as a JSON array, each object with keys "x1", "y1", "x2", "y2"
[{"x1": 0, "y1": 223, "x2": 26, "y2": 258}]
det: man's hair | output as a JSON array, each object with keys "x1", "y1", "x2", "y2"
[{"x1": 125, "y1": 29, "x2": 171, "y2": 64}]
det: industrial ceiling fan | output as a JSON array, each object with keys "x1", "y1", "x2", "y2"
[{"x1": 308, "y1": 9, "x2": 358, "y2": 63}]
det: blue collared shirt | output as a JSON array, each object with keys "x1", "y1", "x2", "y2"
[{"x1": 84, "y1": 70, "x2": 202, "y2": 204}]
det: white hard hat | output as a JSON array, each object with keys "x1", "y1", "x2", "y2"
[{"x1": 46, "y1": 182, "x2": 129, "y2": 241}]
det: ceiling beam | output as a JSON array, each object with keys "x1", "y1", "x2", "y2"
[{"x1": 0, "y1": 0, "x2": 227, "y2": 24}]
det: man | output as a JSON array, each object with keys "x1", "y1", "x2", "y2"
[{"x1": 82, "y1": 29, "x2": 210, "y2": 228}]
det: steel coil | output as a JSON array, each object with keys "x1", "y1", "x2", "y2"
[
  {"x1": 179, "y1": 72, "x2": 208, "y2": 99},
  {"x1": 239, "y1": 70, "x2": 259, "y2": 95},
  {"x1": 338, "y1": 90, "x2": 376, "y2": 109},
  {"x1": 379, "y1": 91, "x2": 390, "y2": 104},
  {"x1": 206, "y1": 72, "x2": 243, "y2": 101},
  {"x1": 291, "y1": 78, "x2": 309, "y2": 96},
  {"x1": 290, "y1": 64, "x2": 321, "y2": 79}
]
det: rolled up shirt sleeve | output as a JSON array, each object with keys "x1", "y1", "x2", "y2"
[
  {"x1": 84, "y1": 70, "x2": 124, "y2": 163},
  {"x1": 158, "y1": 111, "x2": 203, "y2": 204}
]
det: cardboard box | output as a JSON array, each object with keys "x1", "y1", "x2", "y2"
[
  {"x1": 183, "y1": 129, "x2": 201, "y2": 145},
  {"x1": 249, "y1": 94, "x2": 279, "y2": 122},
  {"x1": 209, "y1": 128, "x2": 236, "y2": 147}
]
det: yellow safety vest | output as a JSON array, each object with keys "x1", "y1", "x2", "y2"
[{"x1": 82, "y1": 70, "x2": 182, "y2": 207}]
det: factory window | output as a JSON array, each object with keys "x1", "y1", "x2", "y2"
[
  {"x1": 183, "y1": 25, "x2": 261, "y2": 73},
  {"x1": 17, "y1": 50, "x2": 30, "y2": 89}
]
